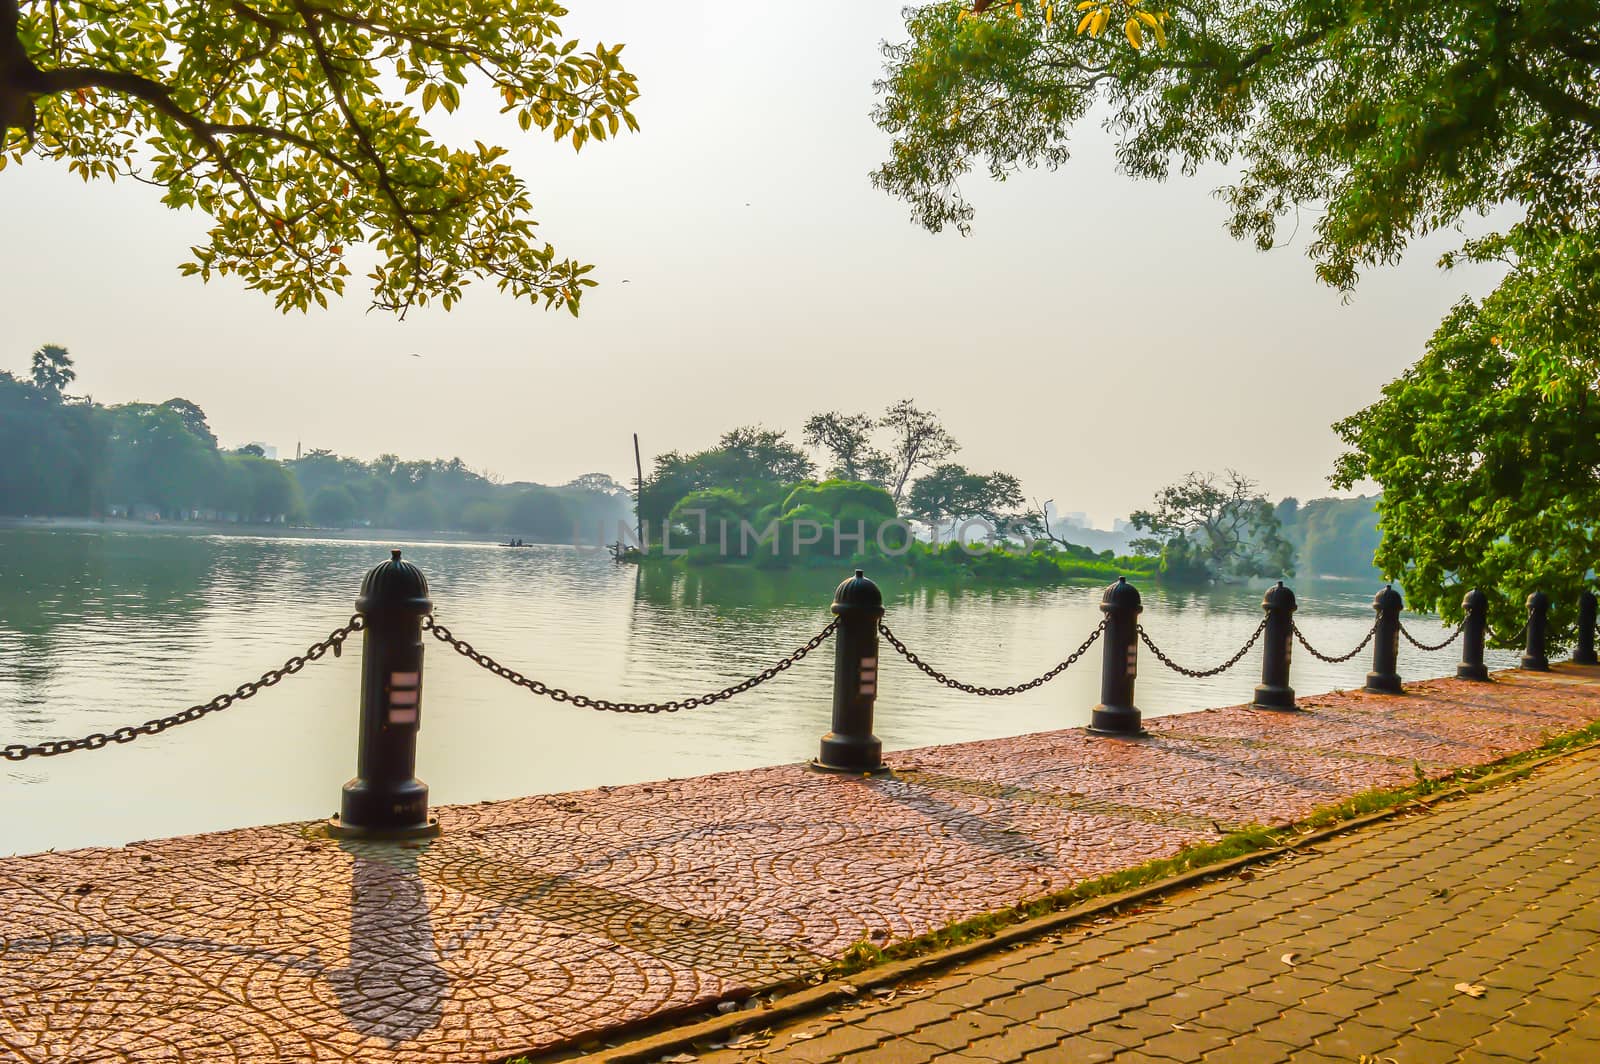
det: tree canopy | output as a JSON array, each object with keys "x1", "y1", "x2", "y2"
[
  {"x1": 879, "y1": 398, "x2": 959, "y2": 505},
  {"x1": 802, "y1": 411, "x2": 893, "y2": 484},
  {"x1": 640, "y1": 427, "x2": 817, "y2": 527},
  {"x1": 1131, "y1": 469, "x2": 1294, "y2": 582},
  {"x1": 904, "y1": 462, "x2": 1024, "y2": 535},
  {"x1": 1, "y1": 0, "x2": 638, "y2": 314},
  {"x1": 874, "y1": 0, "x2": 1598, "y2": 292},
  {"x1": 1333, "y1": 226, "x2": 1600, "y2": 641},
  {"x1": 29, "y1": 342, "x2": 74, "y2": 396},
  {"x1": 878, "y1": 1, "x2": 1600, "y2": 619}
]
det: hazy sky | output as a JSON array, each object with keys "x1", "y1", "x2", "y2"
[{"x1": 0, "y1": 1, "x2": 1504, "y2": 527}]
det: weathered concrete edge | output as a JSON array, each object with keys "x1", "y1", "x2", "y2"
[{"x1": 528, "y1": 733, "x2": 1600, "y2": 1064}]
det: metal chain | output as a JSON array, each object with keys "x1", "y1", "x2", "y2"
[
  {"x1": 1398, "y1": 621, "x2": 1464, "y2": 652},
  {"x1": 1137, "y1": 618, "x2": 1267, "y2": 679},
  {"x1": 423, "y1": 615, "x2": 837, "y2": 713},
  {"x1": 1, "y1": 616, "x2": 365, "y2": 762},
  {"x1": 877, "y1": 620, "x2": 1104, "y2": 696},
  {"x1": 1292, "y1": 620, "x2": 1377, "y2": 664},
  {"x1": 1486, "y1": 622, "x2": 1529, "y2": 649}
]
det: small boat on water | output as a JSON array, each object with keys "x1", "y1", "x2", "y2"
[{"x1": 501, "y1": 539, "x2": 532, "y2": 547}]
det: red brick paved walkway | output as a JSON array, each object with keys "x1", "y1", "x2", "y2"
[
  {"x1": 687, "y1": 744, "x2": 1600, "y2": 1064},
  {"x1": 1, "y1": 668, "x2": 1598, "y2": 1062}
]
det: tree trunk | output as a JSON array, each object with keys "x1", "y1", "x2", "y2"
[{"x1": 1, "y1": 0, "x2": 38, "y2": 139}]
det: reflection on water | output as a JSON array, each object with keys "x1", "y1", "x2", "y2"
[{"x1": 0, "y1": 526, "x2": 1519, "y2": 855}]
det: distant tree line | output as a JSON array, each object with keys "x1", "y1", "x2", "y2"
[
  {"x1": 291, "y1": 453, "x2": 629, "y2": 537},
  {"x1": 0, "y1": 347, "x2": 630, "y2": 539},
  {"x1": 1275, "y1": 495, "x2": 1383, "y2": 581}
]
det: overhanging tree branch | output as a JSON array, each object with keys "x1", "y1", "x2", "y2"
[
  {"x1": 1507, "y1": 66, "x2": 1600, "y2": 132},
  {"x1": 4, "y1": 0, "x2": 640, "y2": 314},
  {"x1": 293, "y1": 1, "x2": 428, "y2": 304}
]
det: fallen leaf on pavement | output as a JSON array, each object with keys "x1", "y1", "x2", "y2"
[
  {"x1": 1281, "y1": 952, "x2": 1299, "y2": 967},
  {"x1": 1455, "y1": 983, "x2": 1487, "y2": 998}
]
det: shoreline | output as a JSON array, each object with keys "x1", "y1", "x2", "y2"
[
  {"x1": 0, "y1": 666, "x2": 1595, "y2": 1060},
  {"x1": 1, "y1": 518, "x2": 1389, "y2": 595},
  {"x1": 0, "y1": 515, "x2": 523, "y2": 548}
]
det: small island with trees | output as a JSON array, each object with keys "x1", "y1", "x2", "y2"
[{"x1": 631, "y1": 399, "x2": 1381, "y2": 588}]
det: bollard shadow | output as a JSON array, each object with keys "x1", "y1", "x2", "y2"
[
  {"x1": 1143, "y1": 736, "x2": 1351, "y2": 796},
  {"x1": 859, "y1": 776, "x2": 1048, "y2": 863},
  {"x1": 326, "y1": 840, "x2": 447, "y2": 1045}
]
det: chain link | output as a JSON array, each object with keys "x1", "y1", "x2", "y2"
[
  {"x1": 424, "y1": 615, "x2": 837, "y2": 712},
  {"x1": 1292, "y1": 620, "x2": 1378, "y2": 664},
  {"x1": 2, "y1": 616, "x2": 365, "y2": 762},
  {"x1": 877, "y1": 620, "x2": 1104, "y2": 696},
  {"x1": 1398, "y1": 621, "x2": 1464, "y2": 652},
  {"x1": 1137, "y1": 618, "x2": 1267, "y2": 679}
]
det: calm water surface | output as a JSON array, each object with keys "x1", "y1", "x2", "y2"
[{"x1": 0, "y1": 527, "x2": 1513, "y2": 855}]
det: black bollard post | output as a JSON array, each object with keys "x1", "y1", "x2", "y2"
[
  {"x1": 330, "y1": 549, "x2": 440, "y2": 839},
  {"x1": 815, "y1": 570, "x2": 887, "y2": 774},
  {"x1": 1457, "y1": 589, "x2": 1490, "y2": 681},
  {"x1": 1521, "y1": 591, "x2": 1551, "y2": 671},
  {"x1": 1575, "y1": 591, "x2": 1598, "y2": 666},
  {"x1": 1364, "y1": 584, "x2": 1404, "y2": 694},
  {"x1": 1252, "y1": 581, "x2": 1297, "y2": 710},
  {"x1": 1089, "y1": 577, "x2": 1145, "y2": 736}
]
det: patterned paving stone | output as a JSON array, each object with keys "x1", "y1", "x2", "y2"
[
  {"x1": 2, "y1": 667, "x2": 1599, "y2": 1061},
  {"x1": 696, "y1": 742, "x2": 1600, "y2": 1064}
]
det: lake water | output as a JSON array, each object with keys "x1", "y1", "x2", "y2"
[{"x1": 0, "y1": 526, "x2": 1514, "y2": 855}]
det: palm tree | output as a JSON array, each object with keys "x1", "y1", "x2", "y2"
[{"x1": 30, "y1": 344, "x2": 76, "y2": 399}]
